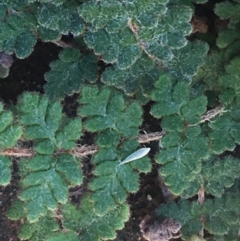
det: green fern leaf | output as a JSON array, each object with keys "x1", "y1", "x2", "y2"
[
  {"x1": 182, "y1": 156, "x2": 240, "y2": 198},
  {"x1": 157, "y1": 199, "x2": 203, "y2": 238},
  {"x1": 157, "y1": 131, "x2": 209, "y2": 195},
  {"x1": 79, "y1": 1, "x2": 207, "y2": 80},
  {"x1": 96, "y1": 130, "x2": 120, "y2": 148},
  {"x1": 157, "y1": 195, "x2": 240, "y2": 240},
  {"x1": 0, "y1": 4, "x2": 7, "y2": 17},
  {"x1": 37, "y1": 3, "x2": 85, "y2": 35},
  {"x1": 37, "y1": 26, "x2": 61, "y2": 41},
  {"x1": 46, "y1": 232, "x2": 79, "y2": 241},
  {"x1": 62, "y1": 195, "x2": 130, "y2": 241},
  {"x1": 209, "y1": 110, "x2": 240, "y2": 154},
  {"x1": 166, "y1": 40, "x2": 209, "y2": 81},
  {"x1": 79, "y1": 1, "x2": 193, "y2": 70},
  {"x1": 151, "y1": 74, "x2": 207, "y2": 129},
  {"x1": 0, "y1": 6, "x2": 38, "y2": 58},
  {"x1": 79, "y1": 86, "x2": 142, "y2": 138},
  {"x1": 30, "y1": 0, "x2": 65, "y2": 5},
  {"x1": 215, "y1": 1, "x2": 240, "y2": 24},
  {"x1": 17, "y1": 92, "x2": 82, "y2": 154},
  {"x1": 0, "y1": 156, "x2": 11, "y2": 186},
  {"x1": 44, "y1": 48, "x2": 98, "y2": 100},
  {"x1": 216, "y1": 28, "x2": 240, "y2": 49},
  {"x1": 101, "y1": 53, "x2": 161, "y2": 96},
  {"x1": 193, "y1": 43, "x2": 240, "y2": 91},
  {"x1": 0, "y1": 102, "x2": 22, "y2": 150},
  {"x1": 19, "y1": 154, "x2": 82, "y2": 222},
  {"x1": 89, "y1": 140, "x2": 151, "y2": 214},
  {"x1": 15, "y1": 31, "x2": 37, "y2": 59},
  {"x1": 218, "y1": 57, "x2": 240, "y2": 91},
  {"x1": 19, "y1": 215, "x2": 59, "y2": 241},
  {"x1": 7, "y1": 199, "x2": 26, "y2": 220}
]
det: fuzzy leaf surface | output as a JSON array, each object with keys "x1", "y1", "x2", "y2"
[
  {"x1": 45, "y1": 48, "x2": 98, "y2": 100},
  {"x1": 215, "y1": 1, "x2": 240, "y2": 24},
  {"x1": 209, "y1": 112, "x2": 240, "y2": 154},
  {"x1": 0, "y1": 5, "x2": 38, "y2": 58},
  {"x1": 19, "y1": 215, "x2": 59, "y2": 241},
  {"x1": 156, "y1": 131, "x2": 210, "y2": 195},
  {"x1": 38, "y1": 2, "x2": 85, "y2": 35},
  {"x1": 157, "y1": 199, "x2": 203, "y2": 239},
  {"x1": 7, "y1": 200, "x2": 26, "y2": 220},
  {"x1": 157, "y1": 195, "x2": 240, "y2": 240},
  {"x1": 193, "y1": 43, "x2": 240, "y2": 91},
  {"x1": 62, "y1": 195, "x2": 129, "y2": 241},
  {"x1": 216, "y1": 28, "x2": 240, "y2": 49},
  {"x1": 79, "y1": 1, "x2": 193, "y2": 70},
  {"x1": 0, "y1": 102, "x2": 22, "y2": 150},
  {"x1": 151, "y1": 74, "x2": 207, "y2": 129},
  {"x1": 0, "y1": 156, "x2": 11, "y2": 186},
  {"x1": 46, "y1": 231, "x2": 79, "y2": 241},
  {"x1": 218, "y1": 57, "x2": 240, "y2": 92},
  {"x1": 90, "y1": 140, "x2": 151, "y2": 214},
  {"x1": 17, "y1": 92, "x2": 82, "y2": 154},
  {"x1": 166, "y1": 40, "x2": 209, "y2": 81},
  {"x1": 182, "y1": 156, "x2": 240, "y2": 198},
  {"x1": 78, "y1": 86, "x2": 142, "y2": 139},
  {"x1": 101, "y1": 54, "x2": 162, "y2": 96},
  {"x1": 19, "y1": 154, "x2": 82, "y2": 222}
]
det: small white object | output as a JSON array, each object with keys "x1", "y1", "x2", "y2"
[{"x1": 118, "y1": 147, "x2": 151, "y2": 166}]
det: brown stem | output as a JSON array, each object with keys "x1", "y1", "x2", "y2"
[
  {"x1": 0, "y1": 105, "x2": 224, "y2": 158},
  {"x1": 197, "y1": 184, "x2": 205, "y2": 205},
  {"x1": 51, "y1": 40, "x2": 77, "y2": 48},
  {"x1": 200, "y1": 104, "x2": 225, "y2": 123},
  {"x1": 0, "y1": 148, "x2": 34, "y2": 157}
]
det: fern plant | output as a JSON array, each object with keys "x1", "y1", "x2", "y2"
[{"x1": 1, "y1": 0, "x2": 240, "y2": 241}]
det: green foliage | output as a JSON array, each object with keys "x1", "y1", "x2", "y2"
[
  {"x1": 62, "y1": 195, "x2": 130, "y2": 241},
  {"x1": 193, "y1": 41, "x2": 240, "y2": 92},
  {"x1": 151, "y1": 74, "x2": 207, "y2": 128},
  {"x1": 0, "y1": 156, "x2": 11, "y2": 186},
  {"x1": 44, "y1": 48, "x2": 98, "y2": 100},
  {"x1": 182, "y1": 155, "x2": 240, "y2": 198},
  {"x1": 19, "y1": 215, "x2": 59, "y2": 241},
  {"x1": 2, "y1": 0, "x2": 240, "y2": 241},
  {"x1": 208, "y1": 98, "x2": 240, "y2": 154},
  {"x1": 157, "y1": 194, "x2": 240, "y2": 241},
  {"x1": 18, "y1": 154, "x2": 82, "y2": 222},
  {"x1": 216, "y1": 26, "x2": 240, "y2": 49},
  {"x1": 37, "y1": 2, "x2": 85, "y2": 36},
  {"x1": 17, "y1": 92, "x2": 82, "y2": 154},
  {"x1": 78, "y1": 0, "x2": 207, "y2": 84},
  {"x1": 90, "y1": 140, "x2": 151, "y2": 215},
  {"x1": 46, "y1": 232, "x2": 79, "y2": 241},
  {"x1": 78, "y1": 86, "x2": 142, "y2": 139},
  {"x1": 8, "y1": 200, "x2": 61, "y2": 241},
  {"x1": 0, "y1": 1, "x2": 84, "y2": 58},
  {"x1": 166, "y1": 41, "x2": 208, "y2": 80},
  {"x1": 0, "y1": 4, "x2": 37, "y2": 58},
  {"x1": 156, "y1": 130, "x2": 210, "y2": 195},
  {"x1": 79, "y1": 1, "x2": 191, "y2": 66},
  {"x1": 0, "y1": 102, "x2": 22, "y2": 150},
  {"x1": 215, "y1": 0, "x2": 240, "y2": 25},
  {"x1": 101, "y1": 54, "x2": 162, "y2": 96},
  {"x1": 218, "y1": 57, "x2": 240, "y2": 91},
  {"x1": 19, "y1": 216, "x2": 60, "y2": 241}
]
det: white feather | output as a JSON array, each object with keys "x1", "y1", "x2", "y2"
[{"x1": 118, "y1": 147, "x2": 151, "y2": 166}]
